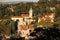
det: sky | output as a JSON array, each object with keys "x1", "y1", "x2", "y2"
[{"x1": 0, "y1": 0, "x2": 39, "y2": 2}]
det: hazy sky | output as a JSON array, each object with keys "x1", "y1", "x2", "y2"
[{"x1": 0, "y1": 0, "x2": 39, "y2": 2}]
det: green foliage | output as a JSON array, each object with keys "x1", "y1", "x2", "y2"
[
  {"x1": 39, "y1": 20, "x2": 54, "y2": 28},
  {"x1": 54, "y1": 20, "x2": 60, "y2": 29},
  {"x1": 0, "y1": 0, "x2": 57, "y2": 19},
  {"x1": 0, "y1": 20, "x2": 15, "y2": 35},
  {"x1": 33, "y1": 22, "x2": 38, "y2": 28},
  {"x1": 55, "y1": 7, "x2": 60, "y2": 17}
]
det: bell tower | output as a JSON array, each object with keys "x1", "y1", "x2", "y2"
[{"x1": 29, "y1": 7, "x2": 33, "y2": 18}]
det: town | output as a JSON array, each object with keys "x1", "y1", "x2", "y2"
[{"x1": 0, "y1": 0, "x2": 60, "y2": 40}]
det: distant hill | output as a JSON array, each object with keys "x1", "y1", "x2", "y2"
[{"x1": 0, "y1": 0, "x2": 39, "y2": 4}]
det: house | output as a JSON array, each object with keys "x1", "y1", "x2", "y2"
[
  {"x1": 38, "y1": 17, "x2": 45, "y2": 22},
  {"x1": 50, "y1": 7, "x2": 55, "y2": 12}
]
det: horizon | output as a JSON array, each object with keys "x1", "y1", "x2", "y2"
[{"x1": 0, "y1": 0, "x2": 39, "y2": 2}]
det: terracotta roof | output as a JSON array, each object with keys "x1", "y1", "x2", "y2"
[
  {"x1": 38, "y1": 17, "x2": 45, "y2": 21},
  {"x1": 21, "y1": 25, "x2": 33, "y2": 30},
  {"x1": 21, "y1": 25, "x2": 28, "y2": 30},
  {"x1": 21, "y1": 14, "x2": 29, "y2": 17},
  {"x1": 28, "y1": 25, "x2": 33, "y2": 28},
  {"x1": 38, "y1": 13, "x2": 55, "y2": 22},
  {"x1": 45, "y1": 17, "x2": 51, "y2": 20},
  {"x1": 12, "y1": 14, "x2": 29, "y2": 18},
  {"x1": 12, "y1": 16, "x2": 23, "y2": 18},
  {"x1": 50, "y1": 13, "x2": 55, "y2": 16},
  {"x1": 45, "y1": 15, "x2": 51, "y2": 20}
]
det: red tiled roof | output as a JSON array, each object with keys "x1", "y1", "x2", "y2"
[
  {"x1": 38, "y1": 13, "x2": 55, "y2": 22},
  {"x1": 45, "y1": 15, "x2": 51, "y2": 20},
  {"x1": 28, "y1": 25, "x2": 33, "y2": 28},
  {"x1": 12, "y1": 16, "x2": 23, "y2": 18},
  {"x1": 12, "y1": 14, "x2": 29, "y2": 18},
  {"x1": 21, "y1": 14, "x2": 29, "y2": 17},
  {"x1": 38, "y1": 17, "x2": 45, "y2": 21},
  {"x1": 21, "y1": 25, "x2": 28, "y2": 30},
  {"x1": 21, "y1": 25, "x2": 33, "y2": 30}
]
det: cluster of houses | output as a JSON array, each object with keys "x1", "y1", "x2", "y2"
[
  {"x1": 38, "y1": 13, "x2": 55, "y2": 22},
  {"x1": 11, "y1": 7, "x2": 55, "y2": 39}
]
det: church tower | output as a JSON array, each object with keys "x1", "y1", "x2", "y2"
[{"x1": 29, "y1": 7, "x2": 33, "y2": 18}]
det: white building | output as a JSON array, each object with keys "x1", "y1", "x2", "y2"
[
  {"x1": 11, "y1": 7, "x2": 33, "y2": 25},
  {"x1": 11, "y1": 8, "x2": 33, "y2": 38}
]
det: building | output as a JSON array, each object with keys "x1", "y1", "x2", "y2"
[{"x1": 11, "y1": 8, "x2": 34, "y2": 38}]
